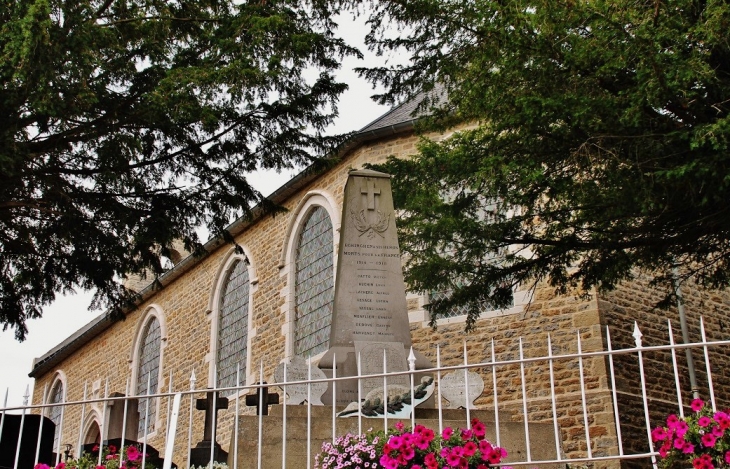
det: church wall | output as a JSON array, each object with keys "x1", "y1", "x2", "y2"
[
  {"x1": 596, "y1": 275, "x2": 730, "y2": 468},
  {"x1": 408, "y1": 284, "x2": 620, "y2": 465},
  {"x1": 29, "y1": 129, "x2": 424, "y2": 461},
  {"x1": 29, "y1": 117, "x2": 730, "y2": 469}
]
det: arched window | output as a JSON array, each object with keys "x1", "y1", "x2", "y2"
[
  {"x1": 294, "y1": 206, "x2": 334, "y2": 357},
  {"x1": 135, "y1": 316, "x2": 161, "y2": 437},
  {"x1": 217, "y1": 259, "x2": 250, "y2": 396},
  {"x1": 47, "y1": 379, "x2": 64, "y2": 453}
]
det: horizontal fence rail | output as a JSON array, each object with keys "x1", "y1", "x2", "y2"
[{"x1": 2, "y1": 319, "x2": 728, "y2": 469}]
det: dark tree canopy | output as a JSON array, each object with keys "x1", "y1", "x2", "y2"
[
  {"x1": 363, "y1": 0, "x2": 730, "y2": 328},
  {"x1": 0, "y1": 0, "x2": 357, "y2": 339}
]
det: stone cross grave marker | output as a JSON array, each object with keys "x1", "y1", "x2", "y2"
[
  {"x1": 189, "y1": 390, "x2": 228, "y2": 466},
  {"x1": 440, "y1": 371, "x2": 485, "y2": 409},
  {"x1": 318, "y1": 169, "x2": 432, "y2": 405},
  {"x1": 274, "y1": 356, "x2": 327, "y2": 405},
  {"x1": 244, "y1": 383, "x2": 280, "y2": 415}
]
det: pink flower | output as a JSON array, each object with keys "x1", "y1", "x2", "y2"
[
  {"x1": 402, "y1": 446, "x2": 415, "y2": 461},
  {"x1": 445, "y1": 451, "x2": 462, "y2": 467},
  {"x1": 395, "y1": 421, "x2": 405, "y2": 432},
  {"x1": 715, "y1": 411, "x2": 730, "y2": 430},
  {"x1": 487, "y1": 447, "x2": 503, "y2": 464},
  {"x1": 96, "y1": 466, "x2": 105, "y2": 469},
  {"x1": 477, "y1": 465, "x2": 488, "y2": 469},
  {"x1": 692, "y1": 399, "x2": 705, "y2": 412},
  {"x1": 56, "y1": 463, "x2": 66, "y2": 469},
  {"x1": 677, "y1": 421, "x2": 689, "y2": 437},
  {"x1": 471, "y1": 419, "x2": 486, "y2": 439},
  {"x1": 701, "y1": 433, "x2": 717, "y2": 448},
  {"x1": 109, "y1": 445, "x2": 117, "y2": 454},
  {"x1": 442, "y1": 427, "x2": 453, "y2": 440},
  {"x1": 692, "y1": 454, "x2": 714, "y2": 469},
  {"x1": 699, "y1": 416, "x2": 712, "y2": 427},
  {"x1": 34, "y1": 465, "x2": 50, "y2": 469},
  {"x1": 652, "y1": 427, "x2": 668, "y2": 442},
  {"x1": 424, "y1": 453, "x2": 438, "y2": 469},
  {"x1": 415, "y1": 435, "x2": 430, "y2": 450},
  {"x1": 659, "y1": 442, "x2": 670, "y2": 458},
  {"x1": 478, "y1": 440, "x2": 492, "y2": 451},
  {"x1": 126, "y1": 446, "x2": 141, "y2": 462},
  {"x1": 725, "y1": 450, "x2": 730, "y2": 465},
  {"x1": 389, "y1": 435, "x2": 404, "y2": 450},
  {"x1": 712, "y1": 425, "x2": 724, "y2": 437},
  {"x1": 674, "y1": 438, "x2": 686, "y2": 450},
  {"x1": 682, "y1": 442, "x2": 695, "y2": 454},
  {"x1": 411, "y1": 465, "x2": 422, "y2": 469},
  {"x1": 667, "y1": 414, "x2": 680, "y2": 429},
  {"x1": 463, "y1": 441, "x2": 477, "y2": 457},
  {"x1": 461, "y1": 428, "x2": 473, "y2": 440}
]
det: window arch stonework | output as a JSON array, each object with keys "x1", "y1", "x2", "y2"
[
  {"x1": 216, "y1": 258, "x2": 251, "y2": 396},
  {"x1": 293, "y1": 205, "x2": 334, "y2": 358},
  {"x1": 135, "y1": 316, "x2": 161, "y2": 437},
  {"x1": 47, "y1": 375, "x2": 65, "y2": 454}
]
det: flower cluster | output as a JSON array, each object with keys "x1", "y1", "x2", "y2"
[
  {"x1": 315, "y1": 419, "x2": 509, "y2": 469},
  {"x1": 379, "y1": 419, "x2": 508, "y2": 469},
  {"x1": 315, "y1": 431, "x2": 381, "y2": 469},
  {"x1": 34, "y1": 444, "x2": 154, "y2": 469},
  {"x1": 653, "y1": 399, "x2": 730, "y2": 469}
]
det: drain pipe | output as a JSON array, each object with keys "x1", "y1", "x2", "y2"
[{"x1": 673, "y1": 266, "x2": 700, "y2": 400}]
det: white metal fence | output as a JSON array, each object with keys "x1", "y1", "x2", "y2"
[{"x1": 2, "y1": 318, "x2": 728, "y2": 469}]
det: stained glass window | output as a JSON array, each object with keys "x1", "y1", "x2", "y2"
[
  {"x1": 48, "y1": 380, "x2": 64, "y2": 451},
  {"x1": 217, "y1": 259, "x2": 250, "y2": 397},
  {"x1": 294, "y1": 206, "x2": 334, "y2": 357},
  {"x1": 136, "y1": 317, "x2": 161, "y2": 437}
]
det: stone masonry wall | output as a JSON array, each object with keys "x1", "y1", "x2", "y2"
[
  {"x1": 597, "y1": 274, "x2": 730, "y2": 468},
  {"x1": 30, "y1": 122, "x2": 730, "y2": 468}
]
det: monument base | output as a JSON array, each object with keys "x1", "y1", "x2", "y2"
[
  {"x1": 318, "y1": 344, "x2": 433, "y2": 406},
  {"x1": 190, "y1": 441, "x2": 228, "y2": 466},
  {"x1": 227, "y1": 407, "x2": 563, "y2": 469}
]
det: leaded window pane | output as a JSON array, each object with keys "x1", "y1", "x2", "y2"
[
  {"x1": 217, "y1": 259, "x2": 250, "y2": 397},
  {"x1": 136, "y1": 317, "x2": 161, "y2": 437},
  {"x1": 295, "y1": 206, "x2": 334, "y2": 357},
  {"x1": 48, "y1": 381, "x2": 64, "y2": 451}
]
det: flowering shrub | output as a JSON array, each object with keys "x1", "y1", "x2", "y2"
[
  {"x1": 315, "y1": 431, "x2": 382, "y2": 469},
  {"x1": 315, "y1": 419, "x2": 510, "y2": 469},
  {"x1": 653, "y1": 399, "x2": 730, "y2": 469},
  {"x1": 34, "y1": 444, "x2": 156, "y2": 469}
]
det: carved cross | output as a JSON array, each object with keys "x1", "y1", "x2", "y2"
[
  {"x1": 196, "y1": 390, "x2": 229, "y2": 442},
  {"x1": 245, "y1": 382, "x2": 280, "y2": 415},
  {"x1": 360, "y1": 180, "x2": 381, "y2": 210}
]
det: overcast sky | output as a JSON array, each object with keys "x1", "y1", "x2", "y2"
[{"x1": 0, "y1": 13, "x2": 397, "y2": 409}]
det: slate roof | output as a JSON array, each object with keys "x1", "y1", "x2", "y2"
[{"x1": 28, "y1": 93, "x2": 431, "y2": 378}]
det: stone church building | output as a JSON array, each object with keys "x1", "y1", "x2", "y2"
[{"x1": 28, "y1": 99, "x2": 730, "y2": 465}]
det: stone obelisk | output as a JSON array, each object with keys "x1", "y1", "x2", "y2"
[{"x1": 318, "y1": 169, "x2": 431, "y2": 405}]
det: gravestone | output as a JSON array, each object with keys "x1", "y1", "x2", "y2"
[
  {"x1": 318, "y1": 169, "x2": 432, "y2": 405},
  {"x1": 105, "y1": 393, "x2": 139, "y2": 441},
  {"x1": 274, "y1": 356, "x2": 328, "y2": 405},
  {"x1": 440, "y1": 371, "x2": 485, "y2": 409},
  {"x1": 244, "y1": 383, "x2": 279, "y2": 415},
  {"x1": 189, "y1": 390, "x2": 228, "y2": 466}
]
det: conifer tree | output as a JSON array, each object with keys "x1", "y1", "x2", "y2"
[
  {"x1": 0, "y1": 0, "x2": 356, "y2": 339},
  {"x1": 363, "y1": 1, "x2": 730, "y2": 326}
]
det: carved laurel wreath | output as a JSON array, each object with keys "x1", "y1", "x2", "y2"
[{"x1": 350, "y1": 208, "x2": 390, "y2": 239}]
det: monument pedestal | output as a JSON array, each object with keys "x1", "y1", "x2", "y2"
[{"x1": 227, "y1": 407, "x2": 563, "y2": 469}]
